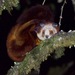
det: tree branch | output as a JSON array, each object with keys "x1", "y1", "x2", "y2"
[
  {"x1": 7, "y1": 30, "x2": 75, "y2": 75},
  {"x1": 59, "y1": 0, "x2": 67, "y2": 27}
]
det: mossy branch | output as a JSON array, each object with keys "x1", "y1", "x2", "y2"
[
  {"x1": 0, "y1": 0, "x2": 19, "y2": 15},
  {"x1": 7, "y1": 30, "x2": 75, "y2": 75}
]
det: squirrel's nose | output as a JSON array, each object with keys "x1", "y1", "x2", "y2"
[{"x1": 46, "y1": 35, "x2": 49, "y2": 38}]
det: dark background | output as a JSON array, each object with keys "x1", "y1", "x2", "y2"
[{"x1": 0, "y1": 0, "x2": 75, "y2": 75}]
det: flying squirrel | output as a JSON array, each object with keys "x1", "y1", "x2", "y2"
[{"x1": 6, "y1": 5, "x2": 59, "y2": 62}]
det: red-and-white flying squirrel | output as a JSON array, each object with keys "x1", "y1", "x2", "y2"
[{"x1": 6, "y1": 5, "x2": 60, "y2": 62}]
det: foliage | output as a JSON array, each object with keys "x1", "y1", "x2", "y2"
[{"x1": 0, "y1": 0, "x2": 19, "y2": 14}]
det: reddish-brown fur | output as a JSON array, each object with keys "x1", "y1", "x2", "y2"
[
  {"x1": 6, "y1": 5, "x2": 58, "y2": 62},
  {"x1": 17, "y1": 5, "x2": 54, "y2": 25}
]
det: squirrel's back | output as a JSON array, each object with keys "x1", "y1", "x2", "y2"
[{"x1": 17, "y1": 5, "x2": 54, "y2": 25}]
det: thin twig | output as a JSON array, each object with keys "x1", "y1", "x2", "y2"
[
  {"x1": 42, "y1": 0, "x2": 46, "y2": 5},
  {"x1": 59, "y1": 0, "x2": 67, "y2": 27}
]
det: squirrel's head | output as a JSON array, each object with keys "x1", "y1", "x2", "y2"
[{"x1": 35, "y1": 22, "x2": 59, "y2": 40}]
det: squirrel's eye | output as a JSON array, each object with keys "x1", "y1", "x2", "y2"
[
  {"x1": 50, "y1": 30, "x2": 53, "y2": 35},
  {"x1": 42, "y1": 30, "x2": 45, "y2": 35}
]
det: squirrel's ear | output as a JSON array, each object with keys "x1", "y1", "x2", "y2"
[
  {"x1": 40, "y1": 23, "x2": 45, "y2": 28},
  {"x1": 52, "y1": 23, "x2": 60, "y2": 32},
  {"x1": 52, "y1": 23, "x2": 58, "y2": 28}
]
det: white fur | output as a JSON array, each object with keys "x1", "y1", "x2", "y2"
[{"x1": 37, "y1": 24, "x2": 57, "y2": 40}]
